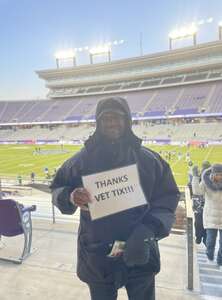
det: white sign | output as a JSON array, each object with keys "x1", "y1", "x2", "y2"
[{"x1": 82, "y1": 164, "x2": 147, "y2": 220}]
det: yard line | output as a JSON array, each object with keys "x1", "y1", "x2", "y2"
[{"x1": 204, "y1": 146, "x2": 214, "y2": 161}]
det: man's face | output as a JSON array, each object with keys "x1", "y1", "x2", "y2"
[
  {"x1": 99, "y1": 112, "x2": 126, "y2": 140},
  {"x1": 213, "y1": 173, "x2": 222, "y2": 183}
]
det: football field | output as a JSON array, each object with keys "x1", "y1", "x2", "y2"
[{"x1": 0, "y1": 144, "x2": 221, "y2": 186}]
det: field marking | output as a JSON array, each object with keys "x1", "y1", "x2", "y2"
[
  {"x1": 204, "y1": 146, "x2": 214, "y2": 161},
  {"x1": 11, "y1": 146, "x2": 30, "y2": 149},
  {"x1": 18, "y1": 163, "x2": 34, "y2": 167}
]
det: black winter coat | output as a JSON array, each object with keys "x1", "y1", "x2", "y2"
[{"x1": 51, "y1": 132, "x2": 179, "y2": 284}]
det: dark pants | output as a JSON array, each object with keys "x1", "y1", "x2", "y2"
[
  {"x1": 206, "y1": 229, "x2": 222, "y2": 263},
  {"x1": 88, "y1": 272, "x2": 155, "y2": 300},
  {"x1": 194, "y1": 212, "x2": 206, "y2": 244}
]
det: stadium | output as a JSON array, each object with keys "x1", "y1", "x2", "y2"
[
  {"x1": 1, "y1": 23, "x2": 222, "y2": 299},
  {"x1": 0, "y1": 39, "x2": 222, "y2": 185}
]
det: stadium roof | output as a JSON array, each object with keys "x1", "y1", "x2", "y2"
[{"x1": 37, "y1": 40, "x2": 222, "y2": 98}]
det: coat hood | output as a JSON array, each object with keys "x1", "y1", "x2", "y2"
[
  {"x1": 95, "y1": 96, "x2": 132, "y2": 128},
  {"x1": 85, "y1": 96, "x2": 142, "y2": 151},
  {"x1": 202, "y1": 168, "x2": 222, "y2": 191}
]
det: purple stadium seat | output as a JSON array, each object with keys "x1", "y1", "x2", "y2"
[{"x1": 0, "y1": 199, "x2": 36, "y2": 264}]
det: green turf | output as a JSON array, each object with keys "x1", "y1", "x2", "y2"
[{"x1": 0, "y1": 144, "x2": 221, "y2": 186}]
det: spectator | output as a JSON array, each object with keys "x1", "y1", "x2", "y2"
[
  {"x1": 196, "y1": 161, "x2": 211, "y2": 244},
  {"x1": 190, "y1": 161, "x2": 211, "y2": 245},
  {"x1": 192, "y1": 164, "x2": 222, "y2": 266},
  {"x1": 51, "y1": 96, "x2": 179, "y2": 300}
]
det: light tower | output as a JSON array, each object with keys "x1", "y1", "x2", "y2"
[
  {"x1": 54, "y1": 49, "x2": 76, "y2": 68},
  {"x1": 168, "y1": 23, "x2": 198, "y2": 50},
  {"x1": 89, "y1": 45, "x2": 111, "y2": 64}
]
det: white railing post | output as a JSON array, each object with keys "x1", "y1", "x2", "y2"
[{"x1": 185, "y1": 186, "x2": 194, "y2": 291}]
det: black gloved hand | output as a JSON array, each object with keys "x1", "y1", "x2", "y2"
[{"x1": 123, "y1": 224, "x2": 155, "y2": 267}]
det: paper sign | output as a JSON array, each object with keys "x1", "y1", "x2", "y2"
[{"x1": 82, "y1": 164, "x2": 147, "y2": 220}]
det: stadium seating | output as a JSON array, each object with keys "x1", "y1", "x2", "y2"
[
  {"x1": 1, "y1": 81, "x2": 222, "y2": 124},
  {"x1": 0, "y1": 199, "x2": 36, "y2": 264},
  {"x1": 0, "y1": 121, "x2": 221, "y2": 142},
  {"x1": 0, "y1": 78, "x2": 222, "y2": 145}
]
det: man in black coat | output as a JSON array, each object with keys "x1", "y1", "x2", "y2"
[{"x1": 51, "y1": 96, "x2": 180, "y2": 300}]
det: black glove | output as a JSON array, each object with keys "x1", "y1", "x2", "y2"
[
  {"x1": 123, "y1": 224, "x2": 155, "y2": 267},
  {"x1": 192, "y1": 166, "x2": 199, "y2": 177}
]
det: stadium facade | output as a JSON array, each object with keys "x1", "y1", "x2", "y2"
[{"x1": 0, "y1": 40, "x2": 222, "y2": 144}]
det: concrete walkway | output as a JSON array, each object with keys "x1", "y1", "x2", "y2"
[{"x1": 0, "y1": 219, "x2": 202, "y2": 300}]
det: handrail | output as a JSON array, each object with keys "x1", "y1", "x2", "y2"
[
  {"x1": 185, "y1": 186, "x2": 193, "y2": 218},
  {"x1": 184, "y1": 185, "x2": 194, "y2": 291}
]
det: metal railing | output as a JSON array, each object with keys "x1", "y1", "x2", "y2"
[
  {"x1": 0, "y1": 177, "x2": 195, "y2": 290},
  {"x1": 184, "y1": 186, "x2": 194, "y2": 291}
]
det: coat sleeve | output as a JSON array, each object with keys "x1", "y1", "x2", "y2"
[
  {"x1": 50, "y1": 151, "x2": 84, "y2": 215},
  {"x1": 142, "y1": 152, "x2": 180, "y2": 239},
  {"x1": 192, "y1": 176, "x2": 205, "y2": 196}
]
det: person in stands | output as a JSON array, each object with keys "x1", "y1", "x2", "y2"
[
  {"x1": 51, "y1": 96, "x2": 179, "y2": 300},
  {"x1": 192, "y1": 163, "x2": 222, "y2": 266}
]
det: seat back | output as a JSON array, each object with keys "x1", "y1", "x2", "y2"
[{"x1": 0, "y1": 199, "x2": 24, "y2": 236}]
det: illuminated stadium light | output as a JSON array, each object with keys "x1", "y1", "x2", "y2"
[
  {"x1": 54, "y1": 39, "x2": 124, "y2": 67},
  {"x1": 89, "y1": 45, "x2": 111, "y2": 55},
  {"x1": 169, "y1": 24, "x2": 198, "y2": 39},
  {"x1": 54, "y1": 49, "x2": 76, "y2": 68},
  {"x1": 54, "y1": 49, "x2": 76, "y2": 60},
  {"x1": 88, "y1": 40, "x2": 124, "y2": 63},
  {"x1": 89, "y1": 45, "x2": 111, "y2": 64},
  {"x1": 168, "y1": 23, "x2": 198, "y2": 50}
]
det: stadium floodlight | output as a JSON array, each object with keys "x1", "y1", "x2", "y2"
[
  {"x1": 219, "y1": 22, "x2": 222, "y2": 40},
  {"x1": 54, "y1": 49, "x2": 76, "y2": 68},
  {"x1": 89, "y1": 45, "x2": 111, "y2": 64},
  {"x1": 168, "y1": 23, "x2": 198, "y2": 50}
]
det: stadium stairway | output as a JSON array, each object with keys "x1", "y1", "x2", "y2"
[{"x1": 196, "y1": 243, "x2": 222, "y2": 299}]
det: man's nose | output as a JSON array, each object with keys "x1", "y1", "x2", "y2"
[{"x1": 107, "y1": 118, "x2": 117, "y2": 126}]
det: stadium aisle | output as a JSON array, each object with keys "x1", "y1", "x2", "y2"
[{"x1": 196, "y1": 243, "x2": 222, "y2": 298}]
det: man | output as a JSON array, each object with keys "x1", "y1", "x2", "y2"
[{"x1": 51, "y1": 96, "x2": 179, "y2": 300}]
